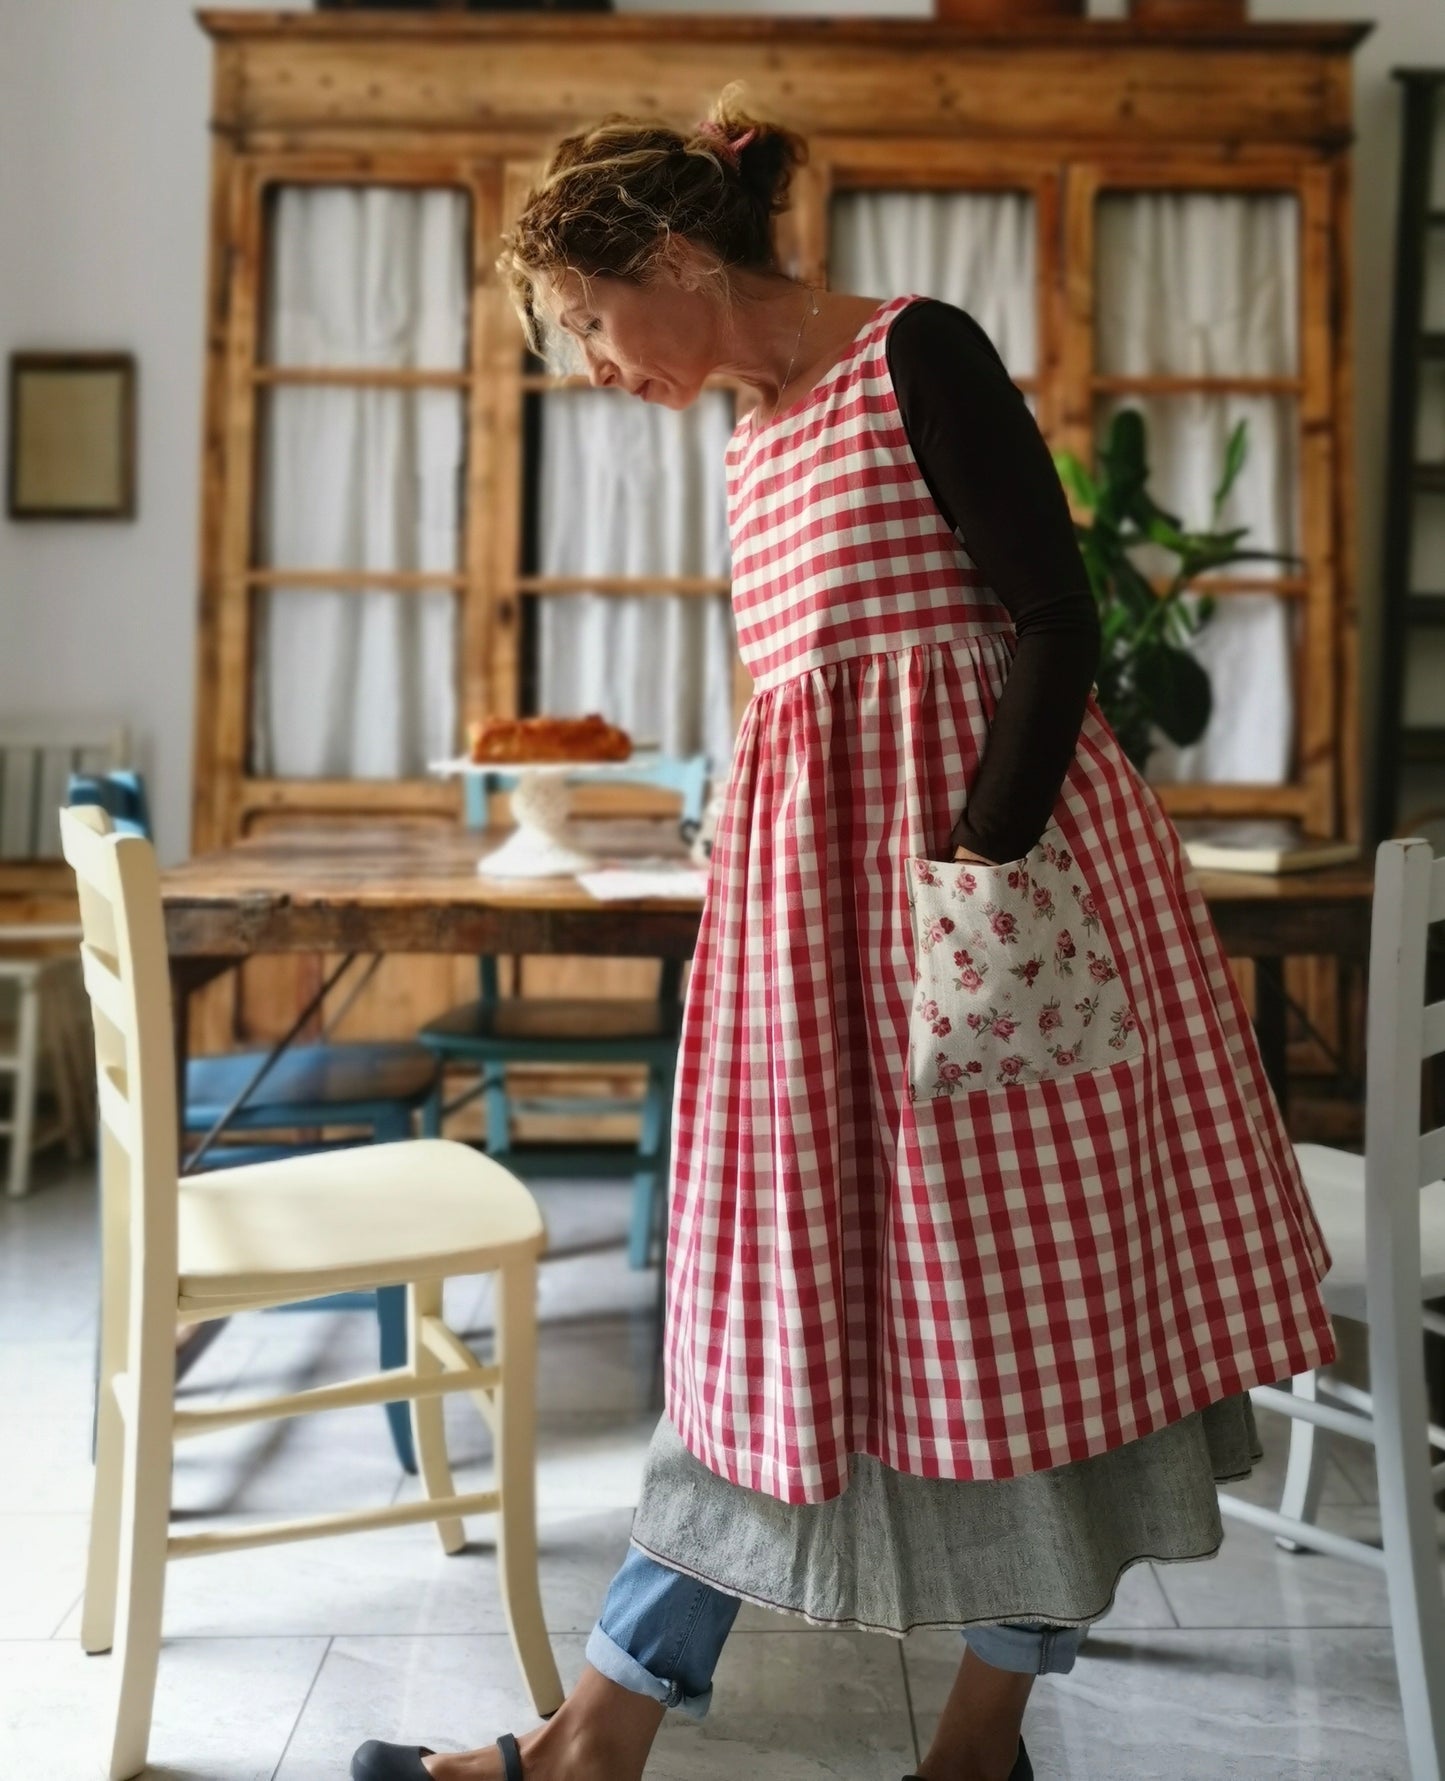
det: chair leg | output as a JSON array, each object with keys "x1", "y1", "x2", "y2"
[
  {"x1": 495, "y1": 1254, "x2": 564, "y2": 1716},
  {"x1": 421, "y1": 1085, "x2": 443, "y2": 1138},
  {"x1": 61, "y1": 964, "x2": 98, "y2": 1149},
  {"x1": 1372, "y1": 1316, "x2": 1445, "y2": 1778},
  {"x1": 6, "y1": 968, "x2": 41, "y2": 1198},
  {"x1": 410, "y1": 1278, "x2": 465, "y2": 1554},
  {"x1": 40, "y1": 967, "x2": 85, "y2": 1162},
  {"x1": 376, "y1": 1285, "x2": 417, "y2": 1475},
  {"x1": 373, "y1": 1109, "x2": 418, "y2": 1473},
  {"x1": 83, "y1": 1130, "x2": 130, "y2": 1654},
  {"x1": 1275, "y1": 1370, "x2": 1328, "y2": 1552},
  {"x1": 627, "y1": 1067, "x2": 664, "y2": 1271},
  {"x1": 484, "y1": 1065, "x2": 511, "y2": 1154},
  {"x1": 96, "y1": 1259, "x2": 176, "y2": 1778}
]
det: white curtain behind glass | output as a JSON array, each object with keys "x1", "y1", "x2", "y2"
[
  {"x1": 535, "y1": 393, "x2": 735, "y2": 774},
  {"x1": 252, "y1": 186, "x2": 468, "y2": 779},
  {"x1": 831, "y1": 192, "x2": 1037, "y2": 376},
  {"x1": 1096, "y1": 193, "x2": 1299, "y2": 784}
]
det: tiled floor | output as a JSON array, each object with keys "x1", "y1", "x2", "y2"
[{"x1": 0, "y1": 1158, "x2": 1426, "y2": 1778}]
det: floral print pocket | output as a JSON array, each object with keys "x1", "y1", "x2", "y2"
[{"x1": 903, "y1": 828, "x2": 1144, "y2": 1101}]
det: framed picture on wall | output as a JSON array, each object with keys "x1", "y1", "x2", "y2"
[{"x1": 7, "y1": 351, "x2": 137, "y2": 520}]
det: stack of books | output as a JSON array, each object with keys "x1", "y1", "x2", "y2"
[{"x1": 1174, "y1": 819, "x2": 1359, "y2": 875}]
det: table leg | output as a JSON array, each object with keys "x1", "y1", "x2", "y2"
[
  {"x1": 168, "y1": 957, "x2": 233, "y2": 1385},
  {"x1": 171, "y1": 970, "x2": 192, "y2": 1149},
  {"x1": 1253, "y1": 954, "x2": 1289, "y2": 1124},
  {"x1": 648, "y1": 1073, "x2": 675, "y2": 1414},
  {"x1": 182, "y1": 952, "x2": 358, "y2": 1175}
]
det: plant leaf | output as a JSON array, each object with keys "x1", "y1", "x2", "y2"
[
  {"x1": 1112, "y1": 554, "x2": 1160, "y2": 624},
  {"x1": 1141, "y1": 511, "x2": 1190, "y2": 552},
  {"x1": 1212, "y1": 419, "x2": 1249, "y2": 516},
  {"x1": 1053, "y1": 450, "x2": 1099, "y2": 511},
  {"x1": 1099, "y1": 408, "x2": 1149, "y2": 514},
  {"x1": 1134, "y1": 642, "x2": 1212, "y2": 746}
]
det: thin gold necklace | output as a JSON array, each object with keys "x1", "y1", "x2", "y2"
[{"x1": 771, "y1": 284, "x2": 821, "y2": 418}]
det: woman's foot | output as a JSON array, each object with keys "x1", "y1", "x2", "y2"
[
  {"x1": 422, "y1": 1742, "x2": 525, "y2": 1781},
  {"x1": 420, "y1": 1665, "x2": 666, "y2": 1781}
]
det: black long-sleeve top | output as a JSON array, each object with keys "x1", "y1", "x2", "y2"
[{"x1": 884, "y1": 299, "x2": 1101, "y2": 866}]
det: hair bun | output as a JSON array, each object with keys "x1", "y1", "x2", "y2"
[{"x1": 702, "y1": 84, "x2": 806, "y2": 221}]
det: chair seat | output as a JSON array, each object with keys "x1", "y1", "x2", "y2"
[
  {"x1": 184, "y1": 1042, "x2": 439, "y2": 1127},
  {"x1": 1294, "y1": 1141, "x2": 1445, "y2": 1321},
  {"x1": 176, "y1": 1137, "x2": 544, "y2": 1309},
  {"x1": 421, "y1": 997, "x2": 684, "y2": 1051}
]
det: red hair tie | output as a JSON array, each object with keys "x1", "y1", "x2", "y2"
[{"x1": 696, "y1": 120, "x2": 757, "y2": 166}]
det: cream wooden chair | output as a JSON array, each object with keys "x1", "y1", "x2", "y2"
[
  {"x1": 1218, "y1": 838, "x2": 1445, "y2": 1781},
  {"x1": 60, "y1": 807, "x2": 564, "y2": 1781},
  {"x1": 1, "y1": 717, "x2": 129, "y2": 1195},
  {"x1": 0, "y1": 942, "x2": 90, "y2": 1195}
]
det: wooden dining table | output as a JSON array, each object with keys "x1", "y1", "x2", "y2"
[
  {"x1": 160, "y1": 817, "x2": 1378, "y2": 1118},
  {"x1": 158, "y1": 819, "x2": 1375, "y2": 1386},
  {"x1": 163, "y1": 817, "x2": 702, "y2": 973}
]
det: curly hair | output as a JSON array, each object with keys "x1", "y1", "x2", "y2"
[{"x1": 496, "y1": 82, "x2": 807, "y2": 359}]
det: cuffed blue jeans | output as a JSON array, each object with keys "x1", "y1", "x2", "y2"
[{"x1": 585, "y1": 1545, "x2": 1090, "y2": 1721}]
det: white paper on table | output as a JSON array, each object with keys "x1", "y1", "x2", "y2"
[{"x1": 577, "y1": 865, "x2": 709, "y2": 902}]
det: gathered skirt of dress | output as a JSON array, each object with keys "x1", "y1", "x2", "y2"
[{"x1": 628, "y1": 1391, "x2": 1261, "y2": 1638}]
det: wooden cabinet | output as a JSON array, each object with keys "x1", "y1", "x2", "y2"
[{"x1": 192, "y1": 10, "x2": 1369, "y2": 1071}]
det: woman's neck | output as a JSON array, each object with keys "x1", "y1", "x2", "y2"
[{"x1": 718, "y1": 274, "x2": 882, "y2": 420}]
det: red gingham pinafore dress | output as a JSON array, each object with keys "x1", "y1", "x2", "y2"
[{"x1": 663, "y1": 294, "x2": 1335, "y2": 1508}]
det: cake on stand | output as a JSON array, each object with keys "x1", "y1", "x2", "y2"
[{"x1": 431, "y1": 751, "x2": 667, "y2": 879}]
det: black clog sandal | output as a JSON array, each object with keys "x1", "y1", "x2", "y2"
[
  {"x1": 903, "y1": 1734, "x2": 1032, "y2": 1781},
  {"x1": 351, "y1": 1733, "x2": 524, "y2": 1780}
]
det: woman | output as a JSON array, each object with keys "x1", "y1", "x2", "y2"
[{"x1": 354, "y1": 91, "x2": 1334, "y2": 1781}]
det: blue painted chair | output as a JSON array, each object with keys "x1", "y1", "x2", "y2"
[
  {"x1": 419, "y1": 753, "x2": 709, "y2": 1269},
  {"x1": 67, "y1": 772, "x2": 440, "y2": 1472}
]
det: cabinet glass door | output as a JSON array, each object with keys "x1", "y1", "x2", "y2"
[
  {"x1": 1092, "y1": 189, "x2": 1303, "y2": 787},
  {"x1": 830, "y1": 189, "x2": 1039, "y2": 389},
  {"x1": 524, "y1": 380, "x2": 736, "y2": 774},
  {"x1": 250, "y1": 182, "x2": 472, "y2": 781}
]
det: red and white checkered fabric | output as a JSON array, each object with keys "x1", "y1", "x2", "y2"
[{"x1": 664, "y1": 293, "x2": 1335, "y2": 1506}]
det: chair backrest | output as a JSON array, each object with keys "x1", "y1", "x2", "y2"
[
  {"x1": 59, "y1": 805, "x2": 179, "y2": 1302},
  {"x1": 1358, "y1": 839, "x2": 1445, "y2": 1781},
  {"x1": 1372, "y1": 837, "x2": 1445, "y2": 1199},
  {"x1": 463, "y1": 751, "x2": 710, "y2": 832},
  {"x1": 65, "y1": 768, "x2": 153, "y2": 840},
  {"x1": 466, "y1": 751, "x2": 708, "y2": 1007},
  {"x1": 0, "y1": 719, "x2": 130, "y2": 860}
]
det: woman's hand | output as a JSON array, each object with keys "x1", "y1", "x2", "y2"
[{"x1": 952, "y1": 845, "x2": 999, "y2": 865}]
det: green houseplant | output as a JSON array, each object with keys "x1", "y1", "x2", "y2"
[{"x1": 1052, "y1": 407, "x2": 1298, "y2": 773}]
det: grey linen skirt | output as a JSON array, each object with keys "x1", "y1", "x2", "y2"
[{"x1": 627, "y1": 1394, "x2": 1261, "y2": 1637}]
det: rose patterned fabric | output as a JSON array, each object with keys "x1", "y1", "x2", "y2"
[{"x1": 907, "y1": 827, "x2": 1144, "y2": 1099}]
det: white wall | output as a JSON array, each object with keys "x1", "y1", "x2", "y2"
[
  {"x1": 0, "y1": 0, "x2": 1432, "y2": 861},
  {"x1": 0, "y1": 0, "x2": 305, "y2": 861}
]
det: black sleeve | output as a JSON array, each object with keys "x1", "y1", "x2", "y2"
[{"x1": 885, "y1": 298, "x2": 1101, "y2": 865}]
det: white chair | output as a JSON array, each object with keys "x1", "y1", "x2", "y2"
[
  {"x1": 0, "y1": 942, "x2": 91, "y2": 1196},
  {"x1": 0, "y1": 718, "x2": 129, "y2": 1194},
  {"x1": 60, "y1": 806, "x2": 564, "y2": 1781},
  {"x1": 0, "y1": 716, "x2": 130, "y2": 861},
  {"x1": 1219, "y1": 837, "x2": 1445, "y2": 1781}
]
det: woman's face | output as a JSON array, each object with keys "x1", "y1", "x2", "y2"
[{"x1": 542, "y1": 264, "x2": 718, "y2": 409}]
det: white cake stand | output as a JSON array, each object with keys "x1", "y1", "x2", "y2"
[{"x1": 431, "y1": 753, "x2": 665, "y2": 879}]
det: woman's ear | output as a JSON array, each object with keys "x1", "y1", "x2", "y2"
[{"x1": 663, "y1": 234, "x2": 722, "y2": 296}]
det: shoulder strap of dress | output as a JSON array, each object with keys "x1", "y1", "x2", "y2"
[{"x1": 860, "y1": 293, "x2": 928, "y2": 363}]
